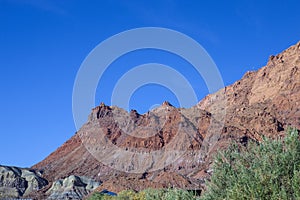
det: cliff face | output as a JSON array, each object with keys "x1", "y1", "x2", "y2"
[
  {"x1": 199, "y1": 41, "x2": 300, "y2": 142},
  {"x1": 200, "y1": 41, "x2": 300, "y2": 129},
  {"x1": 12, "y1": 41, "x2": 300, "y2": 198}
]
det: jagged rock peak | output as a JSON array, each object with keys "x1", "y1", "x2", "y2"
[
  {"x1": 162, "y1": 101, "x2": 173, "y2": 107},
  {"x1": 130, "y1": 109, "x2": 139, "y2": 115},
  {"x1": 89, "y1": 102, "x2": 112, "y2": 121},
  {"x1": 130, "y1": 109, "x2": 140, "y2": 118},
  {"x1": 267, "y1": 40, "x2": 300, "y2": 66},
  {"x1": 99, "y1": 102, "x2": 110, "y2": 109},
  {"x1": 91, "y1": 102, "x2": 111, "y2": 112},
  {"x1": 130, "y1": 109, "x2": 138, "y2": 113}
]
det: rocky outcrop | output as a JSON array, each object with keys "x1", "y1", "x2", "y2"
[
  {"x1": 46, "y1": 175, "x2": 100, "y2": 200},
  {"x1": 0, "y1": 165, "x2": 48, "y2": 198},
  {"x1": 198, "y1": 41, "x2": 300, "y2": 133},
  {"x1": 33, "y1": 102, "x2": 210, "y2": 181},
  {"x1": 0, "y1": 165, "x2": 100, "y2": 199}
]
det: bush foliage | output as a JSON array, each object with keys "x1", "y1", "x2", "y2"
[{"x1": 202, "y1": 128, "x2": 300, "y2": 200}]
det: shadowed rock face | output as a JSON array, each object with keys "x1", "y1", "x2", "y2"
[
  {"x1": 46, "y1": 175, "x2": 101, "y2": 200},
  {"x1": 2, "y1": 41, "x2": 299, "y2": 199},
  {"x1": 0, "y1": 165, "x2": 101, "y2": 200},
  {"x1": 0, "y1": 165, "x2": 48, "y2": 198}
]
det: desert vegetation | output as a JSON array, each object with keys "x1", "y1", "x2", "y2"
[{"x1": 202, "y1": 127, "x2": 300, "y2": 199}]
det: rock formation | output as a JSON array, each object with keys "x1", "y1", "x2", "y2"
[
  {"x1": 0, "y1": 165, "x2": 48, "y2": 198},
  {"x1": 46, "y1": 175, "x2": 100, "y2": 200}
]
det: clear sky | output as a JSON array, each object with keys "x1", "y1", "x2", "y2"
[{"x1": 1, "y1": 0, "x2": 300, "y2": 167}]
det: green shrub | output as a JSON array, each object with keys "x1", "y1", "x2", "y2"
[
  {"x1": 87, "y1": 192, "x2": 112, "y2": 200},
  {"x1": 87, "y1": 188, "x2": 197, "y2": 200},
  {"x1": 201, "y1": 128, "x2": 300, "y2": 200},
  {"x1": 143, "y1": 188, "x2": 197, "y2": 200},
  {"x1": 117, "y1": 189, "x2": 145, "y2": 200},
  {"x1": 87, "y1": 193, "x2": 105, "y2": 200}
]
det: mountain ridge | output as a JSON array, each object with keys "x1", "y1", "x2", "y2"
[
  {"x1": 31, "y1": 41, "x2": 299, "y2": 198},
  {"x1": 35, "y1": 40, "x2": 300, "y2": 195}
]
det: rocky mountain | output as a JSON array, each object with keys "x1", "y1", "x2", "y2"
[{"x1": 1, "y1": 41, "x2": 299, "y2": 199}]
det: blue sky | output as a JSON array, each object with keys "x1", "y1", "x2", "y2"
[{"x1": 0, "y1": 0, "x2": 300, "y2": 167}]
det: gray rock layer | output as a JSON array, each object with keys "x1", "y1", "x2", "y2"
[
  {"x1": 0, "y1": 165, "x2": 48, "y2": 198},
  {"x1": 46, "y1": 175, "x2": 101, "y2": 200}
]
